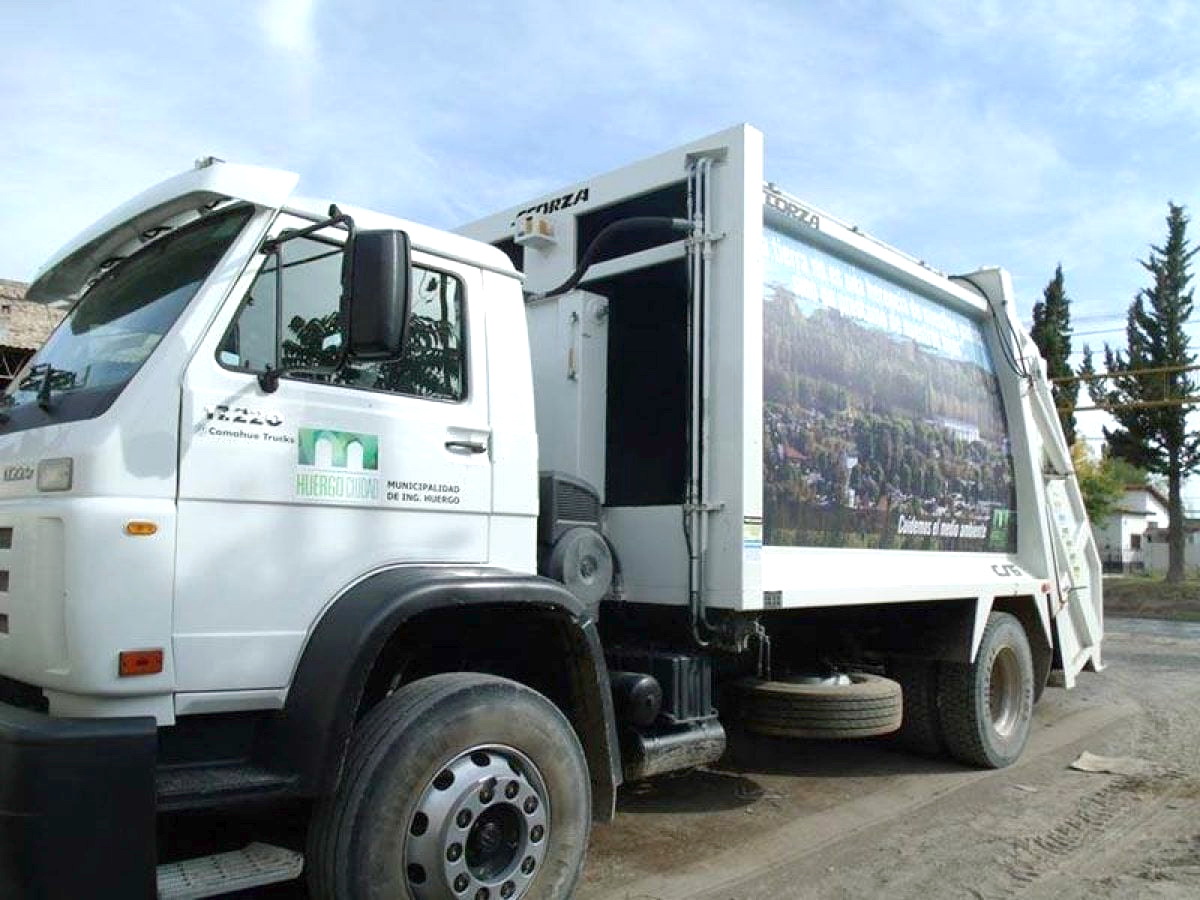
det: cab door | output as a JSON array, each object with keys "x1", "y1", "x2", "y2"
[{"x1": 173, "y1": 216, "x2": 491, "y2": 695}]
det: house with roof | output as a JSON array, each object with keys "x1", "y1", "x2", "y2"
[
  {"x1": 1143, "y1": 517, "x2": 1200, "y2": 577},
  {"x1": 1091, "y1": 484, "x2": 1169, "y2": 573},
  {"x1": 0, "y1": 280, "x2": 63, "y2": 388}
]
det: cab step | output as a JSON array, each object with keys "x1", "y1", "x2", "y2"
[
  {"x1": 156, "y1": 763, "x2": 296, "y2": 811},
  {"x1": 156, "y1": 842, "x2": 303, "y2": 899}
]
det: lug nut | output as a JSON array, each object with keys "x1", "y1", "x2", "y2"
[
  {"x1": 521, "y1": 856, "x2": 536, "y2": 875},
  {"x1": 454, "y1": 873, "x2": 469, "y2": 892},
  {"x1": 505, "y1": 782, "x2": 519, "y2": 799},
  {"x1": 480, "y1": 787, "x2": 494, "y2": 804},
  {"x1": 523, "y1": 796, "x2": 538, "y2": 814},
  {"x1": 457, "y1": 809, "x2": 473, "y2": 828},
  {"x1": 530, "y1": 825, "x2": 544, "y2": 843},
  {"x1": 501, "y1": 882, "x2": 516, "y2": 898},
  {"x1": 447, "y1": 842, "x2": 462, "y2": 862}
]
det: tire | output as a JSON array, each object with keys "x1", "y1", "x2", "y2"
[
  {"x1": 937, "y1": 612, "x2": 1034, "y2": 768},
  {"x1": 737, "y1": 673, "x2": 903, "y2": 739},
  {"x1": 307, "y1": 673, "x2": 591, "y2": 900},
  {"x1": 888, "y1": 659, "x2": 945, "y2": 757}
]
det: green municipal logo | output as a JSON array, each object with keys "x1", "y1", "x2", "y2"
[{"x1": 297, "y1": 428, "x2": 379, "y2": 471}]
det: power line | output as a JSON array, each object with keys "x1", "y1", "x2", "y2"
[
  {"x1": 1067, "y1": 327, "x2": 1128, "y2": 338},
  {"x1": 1063, "y1": 323, "x2": 1200, "y2": 339},
  {"x1": 1024, "y1": 317, "x2": 1125, "y2": 331},
  {"x1": 1065, "y1": 332, "x2": 1200, "y2": 357},
  {"x1": 1052, "y1": 362, "x2": 1200, "y2": 413},
  {"x1": 1067, "y1": 349, "x2": 1200, "y2": 360}
]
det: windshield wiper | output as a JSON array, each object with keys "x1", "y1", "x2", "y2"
[
  {"x1": 28, "y1": 364, "x2": 77, "y2": 412},
  {"x1": 0, "y1": 363, "x2": 50, "y2": 421},
  {"x1": 17, "y1": 363, "x2": 49, "y2": 391},
  {"x1": 37, "y1": 365, "x2": 55, "y2": 410}
]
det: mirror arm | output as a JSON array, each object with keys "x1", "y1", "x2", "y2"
[
  {"x1": 261, "y1": 204, "x2": 355, "y2": 255},
  {"x1": 257, "y1": 205, "x2": 358, "y2": 395},
  {"x1": 258, "y1": 367, "x2": 281, "y2": 393}
]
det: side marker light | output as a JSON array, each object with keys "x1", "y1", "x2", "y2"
[{"x1": 119, "y1": 649, "x2": 164, "y2": 677}]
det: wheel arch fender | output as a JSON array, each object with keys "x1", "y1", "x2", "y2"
[
  {"x1": 262, "y1": 566, "x2": 622, "y2": 819},
  {"x1": 969, "y1": 594, "x2": 1052, "y2": 657},
  {"x1": 988, "y1": 594, "x2": 1054, "y2": 700}
]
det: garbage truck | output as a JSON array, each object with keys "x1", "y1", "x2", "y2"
[{"x1": 0, "y1": 124, "x2": 1101, "y2": 899}]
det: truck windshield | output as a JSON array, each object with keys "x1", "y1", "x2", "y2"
[{"x1": 3, "y1": 205, "x2": 253, "y2": 428}]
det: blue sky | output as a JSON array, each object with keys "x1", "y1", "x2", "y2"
[{"x1": 3, "y1": 1, "x2": 1198, "y2": 457}]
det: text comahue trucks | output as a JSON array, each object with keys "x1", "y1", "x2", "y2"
[{"x1": 0, "y1": 126, "x2": 1101, "y2": 898}]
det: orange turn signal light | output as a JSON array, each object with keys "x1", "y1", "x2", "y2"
[
  {"x1": 124, "y1": 521, "x2": 158, "y2": 536},
  {"x1": 119, "y1": 649, "x2": 164, "y2": 677}
]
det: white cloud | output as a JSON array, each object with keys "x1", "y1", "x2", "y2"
[
  {"x1": 1133, "y1": 70, "x2": 1200, "y2": 126},
  {"x1": 894, "y1": 0, "x2": 1141, "y2": 62},
  {"x1": 2, "y1": 0, "x2": 1198, "y2": 318},
  {"x1": 258, "y1": 0, "x2": 318, "y2": 59},
  {"x1": 1006, "y1": 192, "x2": 1166, "y2": 317}
]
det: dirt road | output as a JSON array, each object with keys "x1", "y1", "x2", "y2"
[
  {"x1": 208, "y1": 616, "x2": 1199, "y2": 898},
  {"x1": 577, "y1": 617, "x2": 1200, "y2": 899}
]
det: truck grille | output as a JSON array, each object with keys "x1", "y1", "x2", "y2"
[
  {"x1": 0, "y1": 524, "x2": 9, "y2": 634},
  {"x1": 538, "y1": 471, "x2": 602, "y2": 545}
]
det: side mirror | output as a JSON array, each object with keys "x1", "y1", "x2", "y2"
[{"x1": 342, "y1": 230, "x2": 411, "y2": 360}]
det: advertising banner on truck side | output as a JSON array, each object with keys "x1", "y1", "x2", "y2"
[{"x1": 761, "y1": 222, "x2": 1018, "y2": 553}]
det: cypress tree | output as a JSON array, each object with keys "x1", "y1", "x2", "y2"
[
  {"x1": 1088, "y1": 202, "x2": 1200, "y2": 582},
  {"x1": 1030, "y1": 264, "x2": 1078, "y2": 444}
]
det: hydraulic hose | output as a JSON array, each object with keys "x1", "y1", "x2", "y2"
[{"x1": 527, "y1": 216, "x2": 691, "y2": 302}]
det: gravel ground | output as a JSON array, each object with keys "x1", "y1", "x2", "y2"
[
  {"x1": 577, "y1": 617, "x2": 1200, "y2": 900},
  {"x1": 170, "y1": 617, "x2": 1200, "y2": 898}
]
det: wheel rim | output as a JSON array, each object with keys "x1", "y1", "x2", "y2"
[
  {"x1": 405, "y1": 745, "x2": 550, "y2": 900},
  {"x1": 988, "y1": 646, "x2": 1023, "y2": 738}
]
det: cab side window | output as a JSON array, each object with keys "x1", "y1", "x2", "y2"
[
  {"x1": 348, "y1": 269, "x2": 465, "y2": 401},
  {"x1": 219, "y1": 236, "x2": 466, "y2": 401}
]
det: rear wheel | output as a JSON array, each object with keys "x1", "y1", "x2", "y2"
[
  {"x1": 938, "y1": 612, "x2": 1034, "y2": 768},
  {"x1": 888, "y1": 659, "x2": 945, "y2": 757},
  {"x1": 308, "y1": 673, "x2": 590, "y2": 900}
]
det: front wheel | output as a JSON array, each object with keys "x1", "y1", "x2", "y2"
[
  {"x1": 308, "y1": 673, "x2": 591, "y2": 900},
  {"x1": 938, "y1": 612, "x2": 1034, "y2": 768}
]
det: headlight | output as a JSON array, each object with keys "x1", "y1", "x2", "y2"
[{"x1": 37, "y1": 458, "x2": 73, "y2": 492}]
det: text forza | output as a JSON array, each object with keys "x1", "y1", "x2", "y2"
[{"x1": 514, "y1": 188, "x2": 590, "y2": 219}]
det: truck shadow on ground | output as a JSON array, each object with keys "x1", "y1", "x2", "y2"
[
  {"x1": 617, "y1": 768, "x2": 766, "y2": 814},
  {"x1": 616, "y1": 730, "x2": 967, "y2": 816},
  {"x1": 719, "y1": 730, "x2": 967, "y2": 778}
]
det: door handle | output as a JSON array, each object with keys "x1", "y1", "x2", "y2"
[{"x1": 445, "y1": 440, "x2": 487, "y2": 455}]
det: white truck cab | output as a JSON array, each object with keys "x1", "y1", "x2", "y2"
[
  {"x1": 0, "y1": 127, "x2": 1101, "y2": 900},
  {"x1": 5, "y1": 161, "x2": 539, "y2": 724}
]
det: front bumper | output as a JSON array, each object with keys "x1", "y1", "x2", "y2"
[{"x1": 0, "y1": 699, "x2": 156, "y2": 898}]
